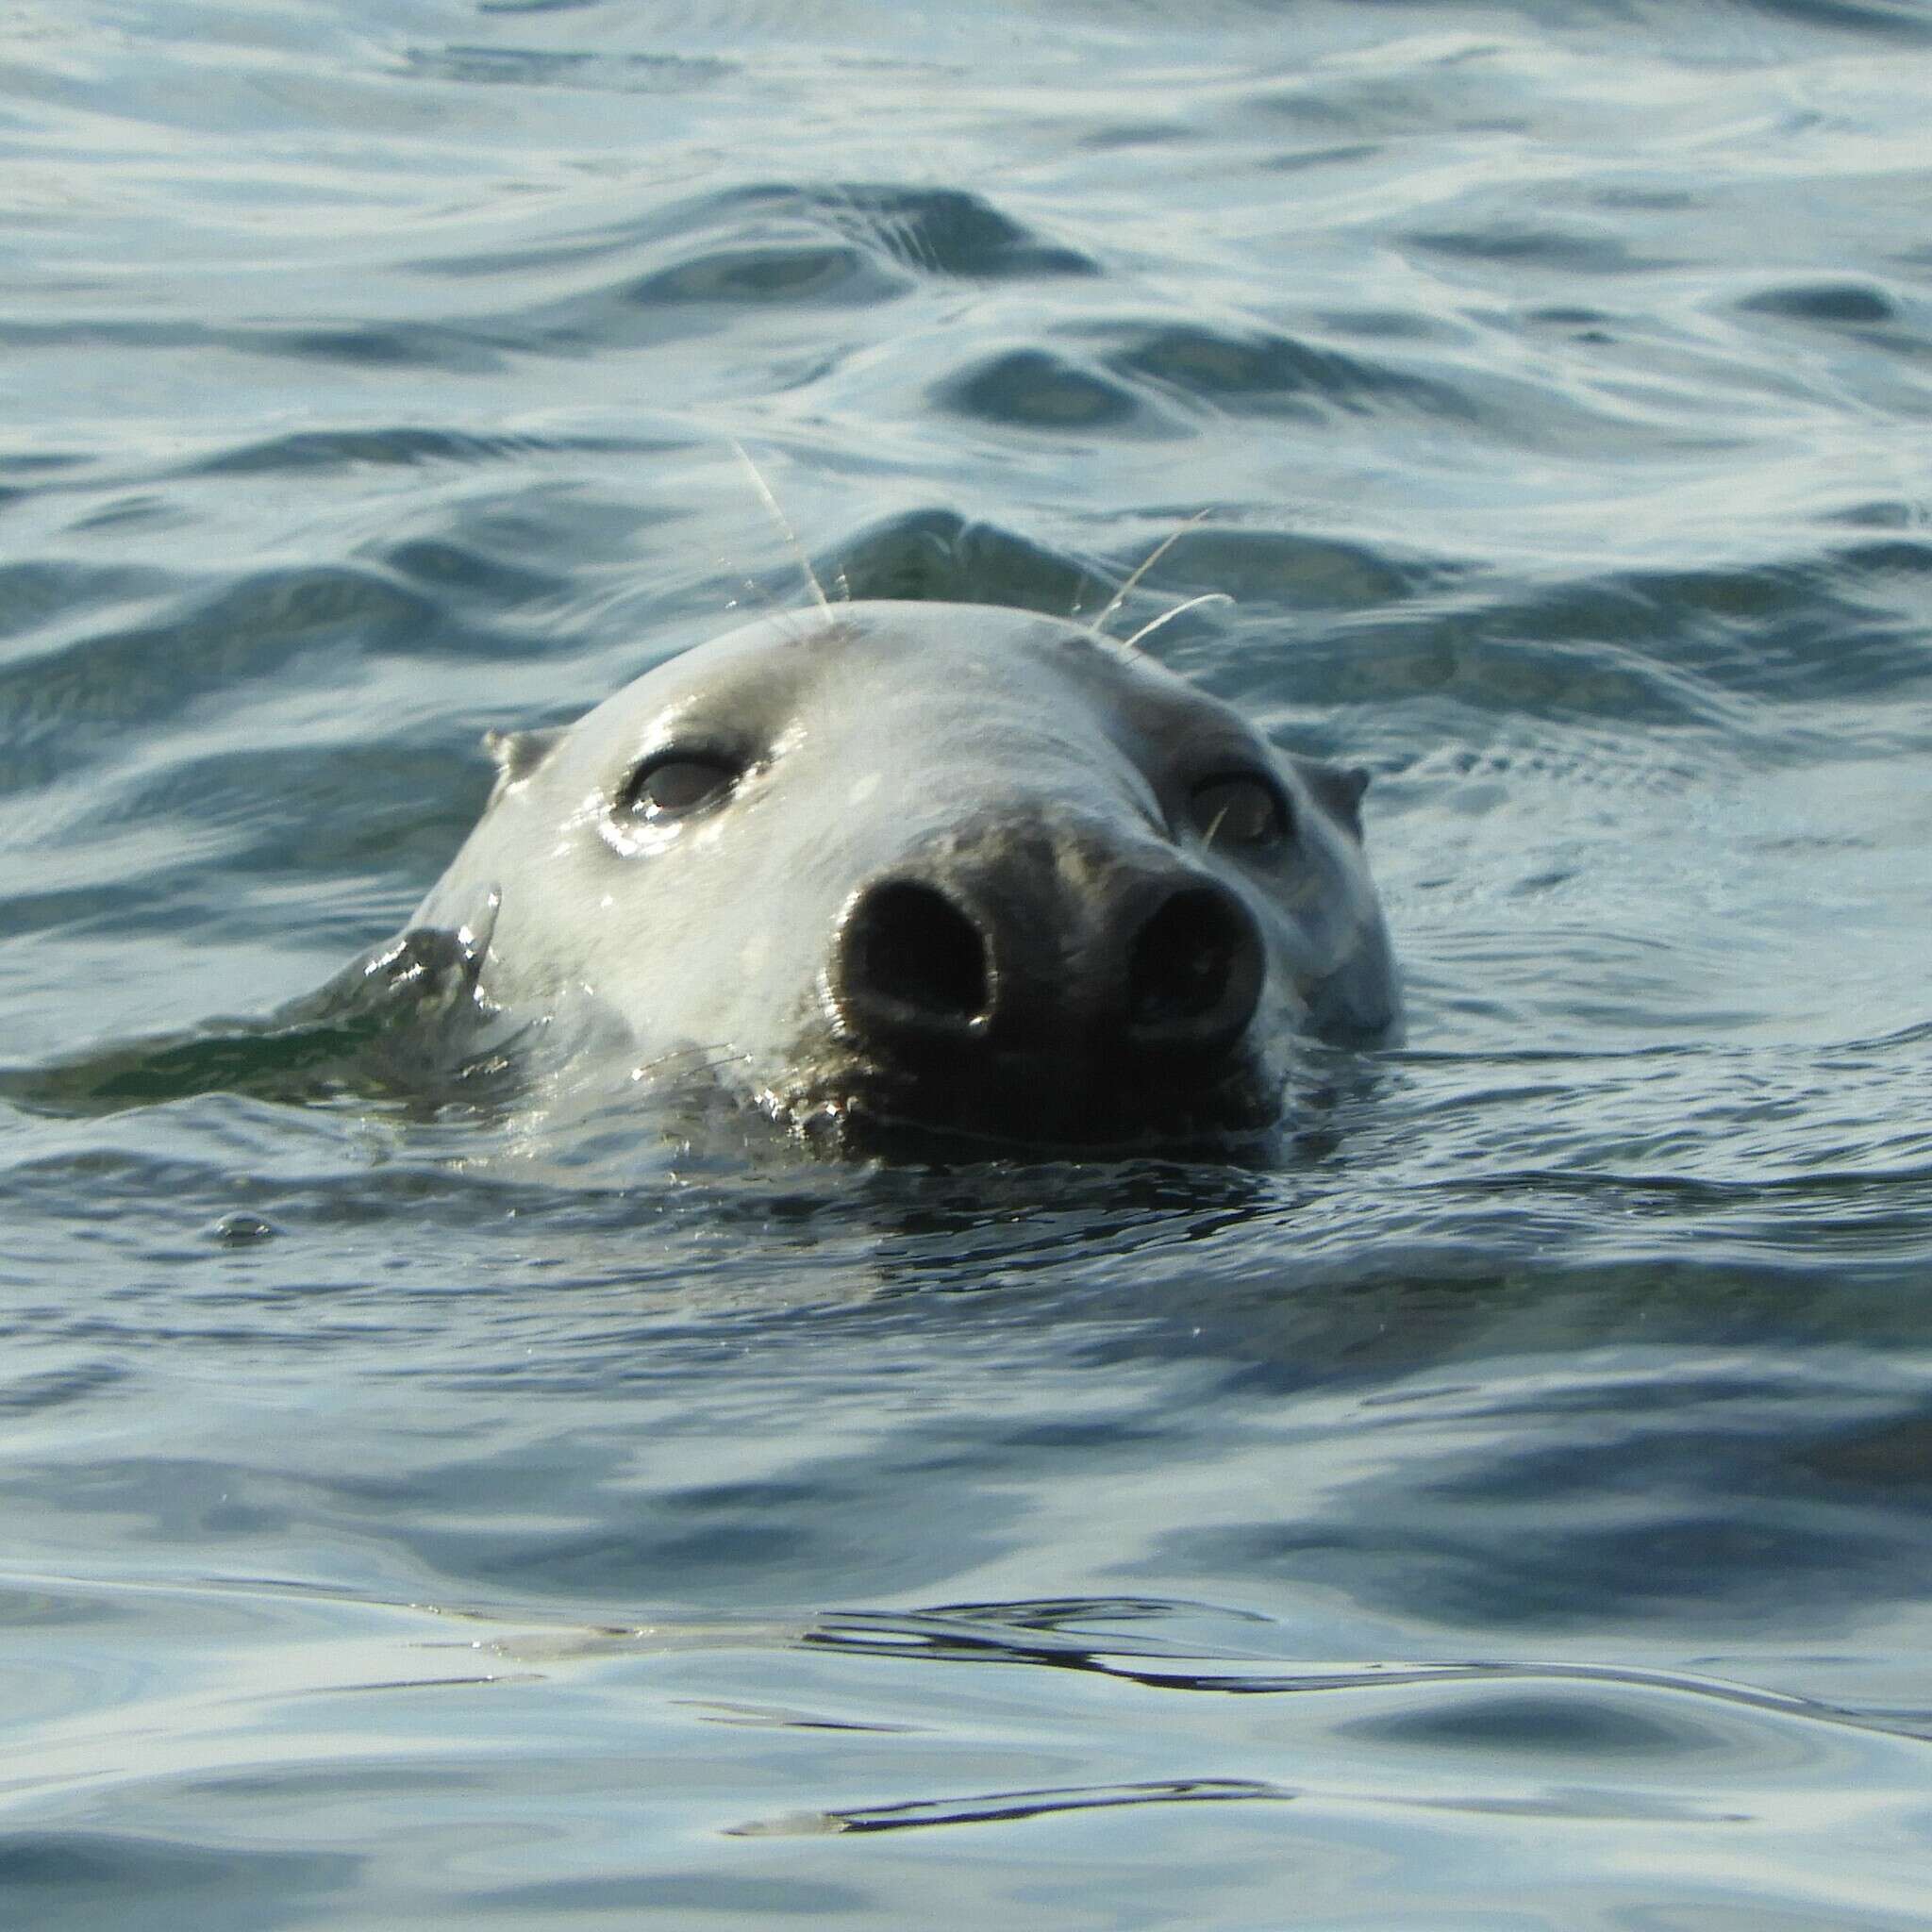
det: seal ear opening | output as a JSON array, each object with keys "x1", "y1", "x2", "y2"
[
  {"x1": 1293, "y1": 757, "x2": 1372, "y2": 841},
  {"x1": 483, "y1": 725, "x2": 564, "y2": 806}
]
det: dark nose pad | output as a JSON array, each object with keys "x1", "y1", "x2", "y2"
[{"x1": 833, "y1": 872, "x2": 1263, "y2": 1067}]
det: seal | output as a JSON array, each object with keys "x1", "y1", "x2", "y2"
[{"x1": 380, "y1": 598, "x2": 1398, "y2": 1152}]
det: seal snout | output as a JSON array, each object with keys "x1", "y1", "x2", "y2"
[{"x1": 829, "y1": 851, "x2": 1265, "y2": 1087}]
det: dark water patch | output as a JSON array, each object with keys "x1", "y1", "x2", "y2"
[
  {"x1": 1103, "y1": 322, "x2": 1471, "y2": 424},
  {"x1": 1738, "y1": 279, "x2": 1900, "y2": 328},
  {"x1": 1612, "y1": 557, "x2": 1932, "y2": 708},
  {"x1": 0, "y1": 1579, "x2": 142, "y2": 1631},
  {"x1": 800, "y1": 1158, "x2": 1280, "y2": 1303},
  {"x1": 629, "y1": 242, "x2": 885, "y2": 308},
  {"x1": 0, "y1": 316, "x2": 507, "y2": 376},
  {"x1": 0, "y1": 1134, "x2": 608, "y2": 1256},
  {"x1": 483, "y1": 1873, "x2": 869, "y2": 1915},
  {"x1": 373, "y1": 1443, "x2": 1007, "y2": 1603},
  {"x1": 187, "y1": 425, "x2": 637, "y2": 480},
  {"x1": 1823, "y1": 499, "x2": 1924, "y2": 530},
  {"x1": 93, "y1": 738, "x2": 487, "y2": 881},
  {"x1": 1262, "y1": 140, "x2": 1383, "y2": 174},
  {"x1": 801, "y1": 1600, "x2": 1924, "y2": 1745},
  {"x1": 0, "y1": 559, "x2": 582, "y2": 800},
  {"x1": 1735, "y1": 0, "x2": 1932, "y2": 42},
  {"x1": 262, "y1": 324, "x2": 497, "y2": 371},
  {"x1": 1091, "y1": 522, "x2": 1448, "y2": 615},
  {"x1": 1526, "y1": 302, "x2": 1616, "y2": 333},
  {"x1": 1340, "y1": 1687, "x2": 1719, "y2": 1760},
  {"x1": 69, "y1": 494, "x2": 186, "y2": 534},
  {"x1": 738, "y1": 183, "x2": 1098, "y2": 281},
  {"x1": 1833, "y1": 535, "x2": 1932, "y2": 578},
  {"x1": 180, "y1": 1764, "x2": 493, "y2": 1807},
  {"x1": 415, "y1": 182, "x2": 954, "y2": 288},
  {"x1": 1790, "y1": 1408, "x2": 1932, "y2": 1498},
  {"x1": 1315, "y1": 554, "x2": 1932, "y2": 725},
  {"x1": 1588, "y1": 186, "x2": 1697, "y2": 214},
  {"x1": 0, "y1": 1832, "x2": 356, "y2": 1932},
  {"x1": 1158, "y1": 1492, "x2": 1914, "y2": 1635},
  {"x1": 1145, "y1": 1357, "x2": 1932, "y2": 1633},
  {"x1": 398, "y1": 42, "x2": 732, "y2": 91},
  {"x1": 0, "y1": 1017, "x2": 418, "y2": 1118},
  {"x1": 375, "y1": 538, "x2": 566, "y2": 611},
  {"x1": 387, "y1": 477, "x2": 682, "y2": 586},
  {"x1": 1076, "y1": 116, "x2": 1208, "y2": 153},
  {"x1": 0, "y1": 560, "x2": 178, "y2": 644},
  {"x1": 1406, "y1": 223, "x2": 1669, "y2": 276},
  {"x1": 936, "y1": 347, "x2": 1156, "y2": 433},
  {"x1": 0, "y1": 452, "x2": 91, "y2": 476},
  {"x1": 0, "y1": 925, "x2": 508, "y2": 1119},
  {"x1": 0, "y1": 569, "x2": 441, "y2": 778},
  {"x1": 515, "y1": 243, "x2": 903, "y2": 354},
  {"x1": 0, "y1": 1359, "x2": 127, "y2": 1415},
  {"x1": 1313, "y1": 306, "x2": 1462, "y2": 344},
  {"x1": 1372, "y1": 588, "x2": 1764, "y2": 724},
  {"x1": 824, "y1": 508, "x2": 1091, "y2": 613},
  {"x1": 1248, "y1": 70, "x2": 1527, "y2": 141}
]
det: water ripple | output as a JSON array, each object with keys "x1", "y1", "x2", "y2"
[{"x1": 4, "y1": 4, "x2": 1932, "y2": 1924}]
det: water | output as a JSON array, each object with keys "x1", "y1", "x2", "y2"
[{"x1": 5, "y1": 1, "x2": 1932, "y2": 1924}]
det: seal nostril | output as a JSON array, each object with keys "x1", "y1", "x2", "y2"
[
  {"x1": 850, "y1": 881, "x2": 988, "y2": 1024},
  {"x1": 1130, "y1": 888, "x2": 1238, "y2": 1024},
  {"x1": 1125, "y1": 883, "x2": 1262, "y2": 1060}
]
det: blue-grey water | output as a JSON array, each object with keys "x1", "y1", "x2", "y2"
[{"x1": 5, "y1": 2, "x2": 1932, "y2": 1925}]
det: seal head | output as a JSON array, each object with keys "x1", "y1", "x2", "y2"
[{"x1": 408, "y1": 600, "x2": 1398, "y2": 1152}]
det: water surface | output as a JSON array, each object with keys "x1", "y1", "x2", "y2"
[{"x1": 4, "y1": 2, "x2": 1932, "y2": 1925}]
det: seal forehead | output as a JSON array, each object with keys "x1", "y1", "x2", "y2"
[
  {"x1": 812, "y1": 600, "x2": 1221, "y2": 720},
  {"x1": 566, "y1": 599, "x2": 1251, "y2": 801}
]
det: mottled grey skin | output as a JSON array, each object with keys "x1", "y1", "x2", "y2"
[{"x1": 407, "y1": 600, "x2": 1398, "y2": 1151}]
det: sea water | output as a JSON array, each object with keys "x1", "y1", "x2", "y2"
[{"x1": 3, "y1": 2, "x2": 1931, "y2": 1925}]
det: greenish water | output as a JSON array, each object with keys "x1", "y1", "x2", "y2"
[{"x1": 4, "y1": 2, "x2": 1931, "y2": 1925}]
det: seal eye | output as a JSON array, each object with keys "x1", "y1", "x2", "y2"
[
  {"x1": 1190, "y1": 773, "x2": 1289, "y2": 851},
  {"x1": 621, "y1": 752, "x2": 739, "y2": 824}
]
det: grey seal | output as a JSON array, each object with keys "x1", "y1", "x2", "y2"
[{"x1": 376, "y1": 598, "x2": 1397, "y2": 1153}]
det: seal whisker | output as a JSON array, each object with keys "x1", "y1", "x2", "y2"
[
  {"x1": 1122, "y1": 591, "x2": 1235, "y2": 656},
  {"x1": 1091, "y1": 508, "x2": 1213, "y2": 639},
  {"x1": 730, "y1": 439, "x2": 835, "y2": 619},
  {"x1": 718, "y1": 567, "x2": 821, "y2": 648}
]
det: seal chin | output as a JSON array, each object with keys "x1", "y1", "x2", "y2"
[{"x1": 760, "y1": 1042, "x2": 1283, "y2": 1160}]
